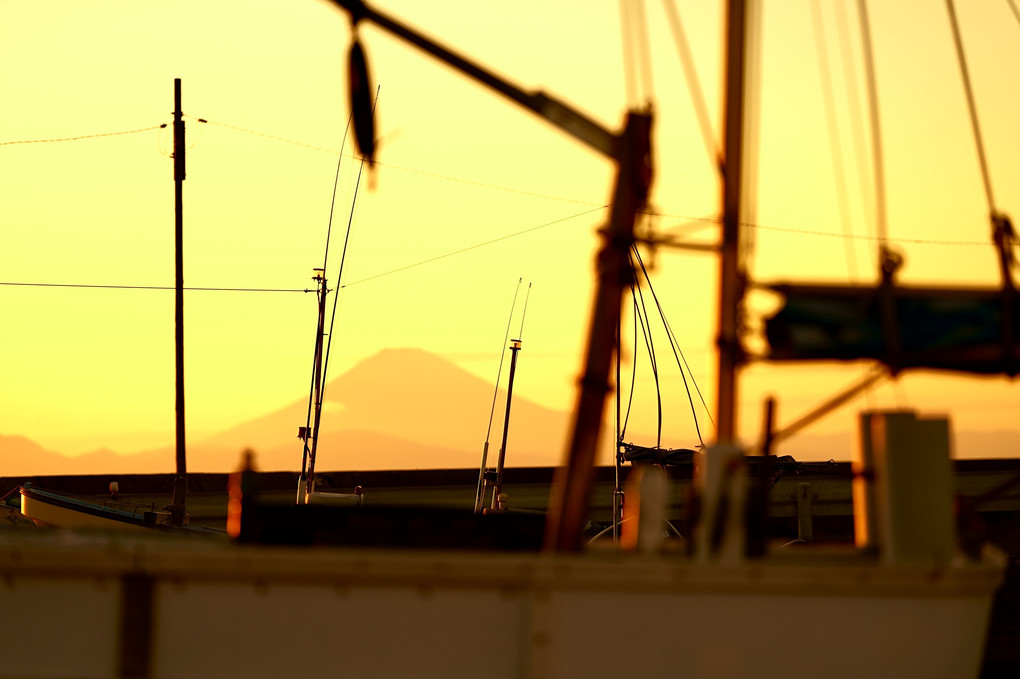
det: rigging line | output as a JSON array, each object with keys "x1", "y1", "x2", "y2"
[
  {"x1": 856, "y1": 0, "x2": 890, "y2": 250},
  {"x1": 833, "y1": 0, "x2": 877, "y2": 244},
  {"x1": 340, "y1": 205, "x2": 609, "y2": 288},
  {"x1": 810, "y1": 0, "x2": 860, "y2": 281},
  {"x1": 739, "y1": 222, "x2": 988, "y2": 246},
  {"x1": 619, "y1": 0, "x2": 639, "y2": 107},
  {"x1": 630, "y1": 257, "x2": 662, "y2": 448},
  {"x1": 321, "y1": 108, "x2": 358, "y2": 275},
  {"x1": 0, "y1": 125, "x2": 163, "y2": 147},
  {"x1": 0, "y1": 282, "x2": 308, "y2": 292},
  {"x1": 945, "y1": 0, "x2": 997, "y2": 214},
  {"x1": 632, "y1": 245, "x2": 706, "y2": 446},
  {"x1": 1009, "y1": 0, "x2": 1020, "y2": 28},
  {"x1": 633, "y1": 0, "x2": 656, "y2": 105},
  {"x1": 516, "y1": 282, "x2": 533, "y2": 341},
  {"x1": 662, "y1": 0, "x2": 719, "y2": 169},
  {"x1": 619, "y1": 293, "x2": 640, "y2": 442},
  {"x1": 192, "y1": 113, "x2": 613, "y2": 206},
  {"x1": 373, "y1": 159, "x2": 600, "y2": 206},
  {"x1": 318, "y1": 105, "x2": 377, "y2": 426},
  {"x1": 187, "y1": 116, "x2": 337, "y2": 154}
]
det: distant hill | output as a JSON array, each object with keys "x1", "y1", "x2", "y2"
[
  {"x1": 4, "y1": 347, "x2": 1018, "y2": 477},
  {"x1": 3, "y1": 348, "x2": 573, "y2": 475}
]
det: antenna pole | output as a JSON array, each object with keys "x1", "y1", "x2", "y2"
[
  {"x1": 307, "y1": 271, "x2": 328, "y2": 495},
  {"x1": 490, "y1": 339, "x2": 523, "y2": 509},
  {"x1": 170, "y1": 78, "x2": 188, "y2": 524}
]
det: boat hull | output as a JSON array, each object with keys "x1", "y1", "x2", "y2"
[{"x1": 0, "y1": 533, "x2": 1002, "y2": 679}]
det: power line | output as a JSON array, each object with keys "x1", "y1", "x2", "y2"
[
  {"x1": 342, "y1": 205, "x2": 610, "y2": 288},
  {"x1": 0, "y1": 282, "x2": 310, "y2": 293},
  {"x1": 0, "y1": 125, "x2": 164, "y2": 147}
]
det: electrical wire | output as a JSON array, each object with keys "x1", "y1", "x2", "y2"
[
  {"x1": 0, "y1": 125, "x2": 163, "y2": 147},
  {"x1": 340, "y1": 205, "x2": 609, "y2": 288},
  {"x1": 0, "y1": 282, "x2": 309, "y2": 293}
]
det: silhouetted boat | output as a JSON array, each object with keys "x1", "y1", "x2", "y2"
[{"x1": 1, "y1": 2, "x2": 1011, "y2": 678}]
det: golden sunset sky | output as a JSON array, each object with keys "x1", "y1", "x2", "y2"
[{"x1": 2, "y1": 0, "x2": 1018, "y2": 467}]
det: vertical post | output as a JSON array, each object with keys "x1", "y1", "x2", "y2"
[
  {"x1": 715, "y1": 0, "x2": 748, "y2": 445},
  {"x1": 170, "y1": 78, "x2": 188, "y2": 524},
  {"x1": 306, "y1": 270, "x2": 328, "y2": 496},
  {"x1": 544, "y1": 111, "x2": 652, "y2": 551},
  {"x1": 490, "y1": 339, "x2": 522, "y2": 507}
]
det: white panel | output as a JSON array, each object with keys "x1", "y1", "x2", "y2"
[
  {"x1": 153, "y1": 581, "x2": 523, "y2": 679},
  {"x1": 548, "y1": 590, "x2": 989, "y2": 679},
  {"x1": 0, "y1": 577, "x2": 118, "y2": 679}
]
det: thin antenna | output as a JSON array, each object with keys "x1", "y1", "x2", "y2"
[
  {"x1": 516, "y1": 282, "x2": 533, "y2": 340},
  {"x1": 474, "y1": 278, "x2": 523, "y2": 514}
]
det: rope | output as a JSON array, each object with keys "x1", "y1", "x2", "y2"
[
  {"x1": 662, "y1": 0, "x2": 719, "y2": 169},
  {"x1": 856, "y1": 0, "x2": 890, "y2": 250},
  {"x1": 632, "y1": 245, "x2": 708, "y2": 446},
  {"x1": 945, "y1": 0, "x2": 997, "y2": 215},
  {"x1": 810, "y1": 1, "x2": 859, "y2": 280}
]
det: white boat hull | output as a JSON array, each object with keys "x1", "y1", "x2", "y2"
[{"x1": 0, "y1": 534, "x2": 1002, "y2": 679}]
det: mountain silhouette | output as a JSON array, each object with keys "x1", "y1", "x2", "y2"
[
  {"x1": 197, "y1": 347, "x2": 571, "y2": 471},
  {"x1": 4, "y1": 348, "x2": 1017, "y2": 477},
  {"x1": 1, "y1": 348, "x2": 573, "y2": 475}
]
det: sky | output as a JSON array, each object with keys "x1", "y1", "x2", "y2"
[{"x1": 2, "y1": 0, "x2": 1019, "y2": 467}]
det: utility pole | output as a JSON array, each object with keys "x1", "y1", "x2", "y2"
[{"x1": 170, "y1": 77, "x2": 188, "y2": 525}]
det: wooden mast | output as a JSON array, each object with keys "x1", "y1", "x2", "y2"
[{"x1": 715, "y1": 0, "x2": 750, "y2": 445}]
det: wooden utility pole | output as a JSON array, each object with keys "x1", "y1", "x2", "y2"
[{"x1": 170, "y1": 77, "x2": 188, "y2": 524}]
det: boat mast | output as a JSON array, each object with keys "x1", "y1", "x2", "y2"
[
  {"x1": 715, "y1": 0, "x2": 750, "y2": 445},
  {"x1": 170, "y1": 78, "x2": 188, "y2": 524},
  {"x1": 326, "y1": 0, "x2": 651, "y2": 551}
]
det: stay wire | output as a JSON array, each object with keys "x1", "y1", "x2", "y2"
[
  {"x1": 945, "y1": 0, "x2": 997, "y2": 215},
  {"x1": 833, "y1": 1, "x2": 877, "y2": 244},
  {"x1": 340, "y1": 205, "x2": 609, "y2": 288},
  {"x1": 630, "y1": 264, "x2": 662, "y2": 448},
  {"x1": 662, "y1": 0, "x2": 719, "y2": 169},
  {"x1": 619, "y1": 294, "x2": 640, "y2": 443},
  {"x1": 632, "y1": 245, "x2": 708, "y2": 446},
  {"x1": 619, "y1": 0, "x2": 639, "y2": 107},
  {"x1": 1009, "y1": 0, "x2": 1020, "y2": 29},
  {"x1": 633, "y1": 0, "x2": 656, "y2": 105},
  {"x1": 810, "y1": 1, "x2": 860, "y2": 280},
  {"x1": 856, "y1": 0, "x2": 891, "y2": 250}
]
